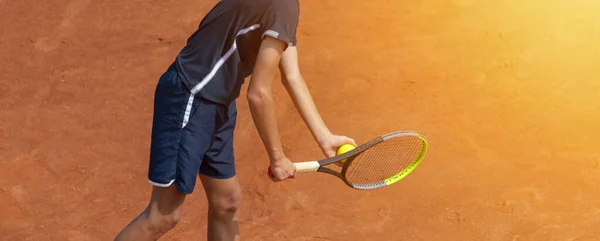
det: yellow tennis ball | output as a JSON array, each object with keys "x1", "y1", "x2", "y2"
[{"x1": 337, "y1": 143, "x2": 356, "y2": 163}]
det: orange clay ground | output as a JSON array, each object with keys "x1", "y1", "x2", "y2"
[{"x1": 2, "y1": 0, "x2": 600, "y2": 240}]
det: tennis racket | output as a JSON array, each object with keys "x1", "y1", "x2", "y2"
[{"x1": 268, "y1": 130, "x2": 428, "y2": 190}]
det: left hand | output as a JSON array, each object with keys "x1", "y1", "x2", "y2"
[{"x1": 318, "y1": 134, "x2": 358, "y2": 158}]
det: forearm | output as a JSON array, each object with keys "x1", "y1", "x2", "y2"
[
  {"x1": 283, "y1": 76, "x2": 332, "y2": 143},
  {"x1": 247, "y1": 92, "x2": 285, "y2": 164}
]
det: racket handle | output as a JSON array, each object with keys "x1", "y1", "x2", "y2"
[
  {"x1": 294, "y1": 161, "x2": 320, "y2": 172},
  {"x1": 267, "y1": 161, "x2": 320, "y2": 178}
]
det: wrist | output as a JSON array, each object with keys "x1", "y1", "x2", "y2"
[
  {"x1": 268, "y1": 149, "x2": 286, "y2": 165},
  {"x1": 315, "y1": 129, "x2": 333, "y2": 145}
]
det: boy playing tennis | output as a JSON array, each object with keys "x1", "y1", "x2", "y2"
[{"x1": 114, "y1": 0, "x2": 356, "y2": 240}]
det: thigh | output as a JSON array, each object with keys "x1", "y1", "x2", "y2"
[
  {"x1": 148, "y1": 64, "x2": 189, "y2": 187},
  {"x1": 148, "y1": 64, "x2": 219, "y2": 195},
  {"x1": 199, "y1": 101, "x2": 237, "y2": 179}
]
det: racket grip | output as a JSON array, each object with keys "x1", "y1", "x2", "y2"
[
  {"x1": 267, "y1": 161, "x2": 320, "y2": 178},
  {"x1": 294, "y1": 161, "x2": 320, "y2": 172}
]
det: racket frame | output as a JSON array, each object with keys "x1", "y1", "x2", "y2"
[{"x1": 293, "y1": 131, "x2": 428, "y2": 190}]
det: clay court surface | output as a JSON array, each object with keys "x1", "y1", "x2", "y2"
[{"x1": 2, "y1": 0, "x2": 600, "y2": 240}]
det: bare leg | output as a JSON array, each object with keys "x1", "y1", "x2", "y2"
[
  {"x1": 114, "y1": 185, "x2": 186, "y2": 241},
  {"x1": 199, "y1": 174, "x2": 242, "y2": 241}
]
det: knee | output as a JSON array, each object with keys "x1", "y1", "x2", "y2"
[
  {"x1": 208, "y1": 188, "x2": 242, "y2": 218},
  {"x1": 147, "y1": 206, "x2": 182, "y2": 233},
  {"x1": 161, "y1": 208, "x2": 183, "y2": 228}
]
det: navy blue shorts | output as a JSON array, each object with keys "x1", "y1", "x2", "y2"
[{"x1": 147, "y1": 64, "x2": 237, "y2": 194}]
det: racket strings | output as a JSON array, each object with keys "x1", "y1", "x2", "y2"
[{"x1": 344, "y1": 136, "x2": 425, "y2": 186}]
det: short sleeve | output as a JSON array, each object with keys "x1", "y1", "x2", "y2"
[{"x1": 260, "y1": 0, "x2": 299, "y2": 47}]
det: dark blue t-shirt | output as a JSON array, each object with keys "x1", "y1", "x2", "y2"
[{"x1": 173, "y1": 0, "x2": 300, "y2": 105}]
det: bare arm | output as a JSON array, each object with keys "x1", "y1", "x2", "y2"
[
  {"x1": 278, "y1": 46, "x2": 332, "y2": 143},
  {"x1": 247, "y1": 36, "x2": 288, "y2": 165},
  {"x1": 279, "y1": 46, "x2": 356, "y2": 157}
]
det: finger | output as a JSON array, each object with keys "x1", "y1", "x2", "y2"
[
  {"x1": 348, "y1": 137, "x2": 358, "y2": 146},
  {"x1": 346, "y1": 137, "x2": 358, "y2": 146},
  {"x1": 269, "y1": 173, "x2": 277, "y2": 182},
  {"x1": 335, "y1": 137, "x2": 355, "y2": 147},
  {"x1": 269, "y1": 169, "x2": 283, "y2": 182}
]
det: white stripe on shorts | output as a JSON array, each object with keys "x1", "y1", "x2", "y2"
[{"x1": 148, "y1": 178, "x2": 175, "y2": 187}]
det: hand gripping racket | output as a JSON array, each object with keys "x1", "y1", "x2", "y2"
[{"x1": 268, "y1": 131, "x2": 428, "y2": 190}]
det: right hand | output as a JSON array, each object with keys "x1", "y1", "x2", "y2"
[{"x1": 268, "y1": 156, "x2": 297, "y2": 182}]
